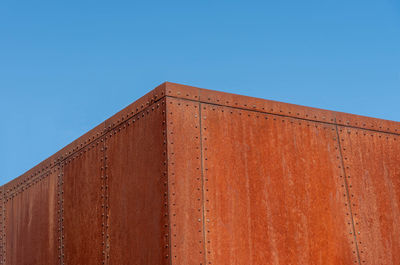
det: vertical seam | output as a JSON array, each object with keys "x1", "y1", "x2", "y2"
[
  {"x1": 335, "y1": 122, "x2": 361, "y2": 265},
  {"x1": 102, "y1": 137, "x2": 110, "y2": 265},
  {"x1": 165, "y1": 101, "x2": 172, "y2": 265},
  {"x1": 199, "y1": 102, "x2": 208, "y2": 265},
  {"x1": 1, "y1": 186, "x2": 5, "y2": 265},
  {"x1": 59, "y1": 163, "x2": 64, "y2": 265}
]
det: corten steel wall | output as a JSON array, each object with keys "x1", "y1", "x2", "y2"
[{"x1": 1, "y1": 82, "x2": 400, "y2": 265}]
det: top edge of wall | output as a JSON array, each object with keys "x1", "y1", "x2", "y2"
[{"x1": 165, "y1": 82, "x2": 399, "y2": 134}]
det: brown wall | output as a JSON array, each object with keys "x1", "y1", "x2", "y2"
[
  {"x1": 4, "y1": 168, "x2": 58, "y2": 265},
  {"x1": 1, "y1": 82, "x2": 399, "y2": 265},
  {"x1": 338, "y1": 127, "x2": 400, "y2": 264},
  {"x1": 200, "y1": 104, "x2": 355, "y2": 264},
  {"x1": 0, "y1": 84, "x2": 168, "y2": 265},
  {"x1": 106, "y1": 98, "x2": 168, "y2": 264}
]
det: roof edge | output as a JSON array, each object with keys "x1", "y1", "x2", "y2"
[
  {"x1": 2, "y1": 82, "x2": 169, "y2": 195},
  {"x1": 165, "y1": 82, "x2": 400, "y2": 134},
  {"x1": 3, "y1": 82, "x2": 399, "y2": 194}
]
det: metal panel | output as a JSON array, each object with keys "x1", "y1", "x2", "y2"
[
  {"x1": 4, "y1": 167, "x2": 59, "y2": 265},
  {"x1": 166, "y1": 97, "x2": 205, "y2": 264},
  {"x1": 63, "y1": 141, "x2": 104, "y2": 265},
  {"x1": 338, "y1": 127, "x2": 400, "y2": 264},
  {"x1": 201, "y1": 104, "x2": 358, "y2": 264},
  {"x1": 106, "y1": 99, "x2": 168, "y2": 264}
]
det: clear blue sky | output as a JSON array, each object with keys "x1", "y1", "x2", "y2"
[{"x1": 1, "y1": 1, "x2": 399, "y2": 185}]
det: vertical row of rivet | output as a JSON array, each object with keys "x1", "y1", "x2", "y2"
[
  {"x1": 195, "y1": 102, "x2": 206, "y2": 265},
  {"x1": 200, "y1": 104, "x2": 210, "y2": 265},
  {"x1": 335, "y1": 125, "x2": 361, "y2": 265},
  {"x1": 101, "y1": 137, "x2": 110, "y2": 265},
  {"x1": 0, "y1": 187, "x2": 3, "y2": 265},
  {"x1": 167, "y1": 98, "x2": 205, "y2": 264},
  {"x1": 196, "y1": 102, "x2": 211, "y2": 265},
  {"x1": 57, "y1": 164, "x2": 64, "y2": 265},
  {"x1": 338, "y1": 129, "x2": 383, "y2": 264},
  {"x1": 166, "y1": 100, "x2": 177, "y2": 263},
  {"x1": 162, "y1": 99, "x2": 171, "y2": 263},
  {"x1": 2, "y1": 188, "x2": 5, "y2": 265}
]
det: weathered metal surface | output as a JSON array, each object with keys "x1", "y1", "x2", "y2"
[
  {"x1": 166, "y1": 97, "x2": 205, "y2": 264},
  {"x1": 338, "y1": 127, "x2": 400, "y2": 264},
  {"x1": 1, "y1": 82, "x2": 399, "y2": 265},
  {"x1": 200, "y1": 103, "x2": 358, "y2": 264},
  {"x1": 63, "y1": 141, "x2": 104, "y2": 265},
  {"x1": 4, "y1": 168, "x2": 58, "y2": 265},
  {"x1": 106, "y1": 99, "x2": 168, "y2": 264}
]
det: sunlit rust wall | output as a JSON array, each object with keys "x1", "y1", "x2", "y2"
[{"x1": 1, "y1": 82, "x2": 399, "y2": 265}]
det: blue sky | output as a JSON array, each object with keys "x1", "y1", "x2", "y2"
[{"x1": 1, "y1": 0, "x2": 399, "y2": 185}]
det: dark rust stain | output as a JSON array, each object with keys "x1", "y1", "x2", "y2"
[
  {"x1": 106, "y1": 99, "x2": 168, "y2": 264},
  {"x1": 5, "y1": 168, "x2": 58, "y2": 265},
  {"x1": 63, "y1": 141, "x2": 104, "y2": 265}
]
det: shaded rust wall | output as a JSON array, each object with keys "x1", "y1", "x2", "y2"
[
  {"x1": 1, "y1": 82, "x2": 399, "y2": 265},
  {"x1": 106, "y1": 98, "x2": 168, "y2": 264},
  {"x1": 4, "y1": 168, "x2": 58, "y2": 265},
  {"x1": 63, "y1": 140, "x2": 104, "y2": 265},
  {"x1": 0, "y1": 84, "x2": 169, "y2": 265}
]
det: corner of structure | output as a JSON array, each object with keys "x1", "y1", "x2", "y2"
[
  {"x1": 164, "y1": 82, "x2": 201, "y2": 102},
  {"x1": 165, "y1": 96, "x2": 206, "y2": 265}
]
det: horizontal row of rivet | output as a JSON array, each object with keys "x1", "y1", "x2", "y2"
[
  {"x1": 3, "y1": 100, "x2": 166, "y2": 199},
  {"x1": 166, "y1": 88, "x2": 400, "y2": 135}
]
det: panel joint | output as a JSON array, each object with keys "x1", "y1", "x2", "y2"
[{"x1": 334, "y1": 122, "x2": 361, "y2": 265}]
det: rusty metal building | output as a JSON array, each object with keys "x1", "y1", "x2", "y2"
[{"x1": 1, "y1": 82, "x2": 399, "y2": 265}]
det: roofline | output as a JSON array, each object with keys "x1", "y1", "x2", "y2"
[{"x1": 3, "y1": 81, "x2": 399, "y2": 195}]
